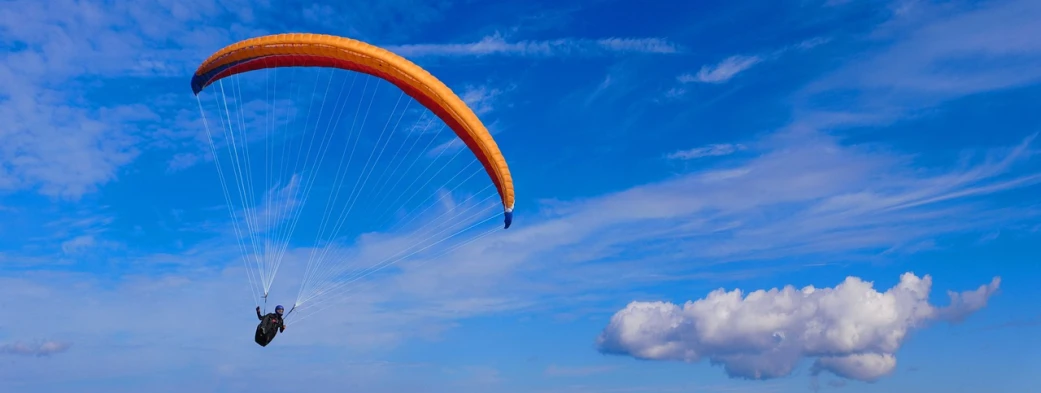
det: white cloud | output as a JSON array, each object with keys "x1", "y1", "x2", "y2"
[
  {"x1": 60, "y1": 235, "x2": 97, "y2": 254},
  {"x1": 0, "y1": 98, "x2": 145, "y2": 198},
  {"x1": 668, "y1": 36, "x2": 829, "y2": 95},
  {"x1": 528, "y1": 130, "x2": 1040, "y2": 269},
  {"x1": 387, "y1": 33, "x2": 680, "y2": 58},
  {"x1": 596, "y1": 273, "x2": 1001, "y2": 382},
  {"x1": 796, "y1": 0, "x2": 1041, "y2": 128},
  {"x1": 165, "y1": 152, "x2": 203, "y2": 172},
  {"x1": 667, "y1": 143, "x2": 747, "y2": 160},
  {"x1": 460, "y1": 85, "x2": 505, "y2": 116},
  {"x1": 679, "y1": 55, "x2": 762, "y2": 84},
  {"x1": 0, "y1": 0, "x2": 261, "y2": 198},
  {"x1": 0, "y1": 340, "x2": 72, "y2": 357},
  {"x1": 663, "y1": 87, "x2": 688, "y2": 99},
  {"x1": 597, "y1": 37, "x2": 681, "y2": 54},
  {"x1": 794, "y1": 37, "x2": 832, "y2": 51}
]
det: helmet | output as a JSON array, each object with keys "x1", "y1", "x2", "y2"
[{"x1": 275, "y1": 305, "x2": 284, "y2": 313}]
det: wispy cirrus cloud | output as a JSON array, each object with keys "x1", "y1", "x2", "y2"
[
  {"x1": 460, "y1": 84, "x2": 508, "y2": 116},
  {"x1": 666, "y1": 37, "x2": 828, "y2": 98},
  {"x1": 796, "y1": 0, "x2": 1041, "y2": 129},
  {"x1": 679, "y1": 55, "x2": 763, "y2": 84},
  {"x1": 387, "y1": 33, "x2": 681, "y2": 58},
  {"x1": 0, "y1": 0, "x2": 259, "y2": 199},
  {"x1": 667, "y1": 143, "x2": 747, "y2": 160},
  {"x1": 400, "y1": 128, "x2": 1041, "y2": 318}
]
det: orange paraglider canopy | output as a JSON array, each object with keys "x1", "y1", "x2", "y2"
[{"x1": 191, "y1": 33, "x2": 515, "y2": 228}]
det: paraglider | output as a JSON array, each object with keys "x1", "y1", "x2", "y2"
[
  {"x1": 189, "y1": 33, "x2": 517, "y2": 345},
  {"x1": 254, "y1": 305, "x2": 286, "y2": 347},
  {"x1": 190, "y1": 32, "x2": 514, "y2": 226}
]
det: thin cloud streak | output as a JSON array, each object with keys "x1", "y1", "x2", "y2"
[
  {"x1": 667, "y1": 143, "x2": 748, "y2": 160},
  {"x1": 668, "y1": 36, "x2": 829, "y2": 97},
  {"x1": 387, "y1": 34, "x2": 681, "y2": 57},
  {"x1": 679, "y1": 55, "x2": 762, "y2": 84},
  {"x1": 795, "y1": 0, "x2": 1041, "y2": 129}
]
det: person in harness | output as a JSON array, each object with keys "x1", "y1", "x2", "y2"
[{"x1": 254, "y1": 305, "x2": 286, "y2": 347}]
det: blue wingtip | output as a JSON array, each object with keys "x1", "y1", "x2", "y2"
[
  {"x1": 504, "y1": 211, "x2": 513, "y2": 229},
  {"x1": 190, "y1": 75, "x2": 204, "y2": 96}
]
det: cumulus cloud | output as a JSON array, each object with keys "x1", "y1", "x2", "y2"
[
  {"x1": 596, "y1": 273, "x2": 1001, "y2": 382},
  {"x1": 0, "y1": 340, "x2": 72, "y2": 357}
]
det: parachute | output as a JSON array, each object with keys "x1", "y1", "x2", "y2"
[{"x1": 189, "y1": 33, "x2": 516, "y2": 326}]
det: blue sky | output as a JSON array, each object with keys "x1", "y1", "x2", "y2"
[{"x1": 1, "y1": 0, "x2": 1040, "y2": 392}]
